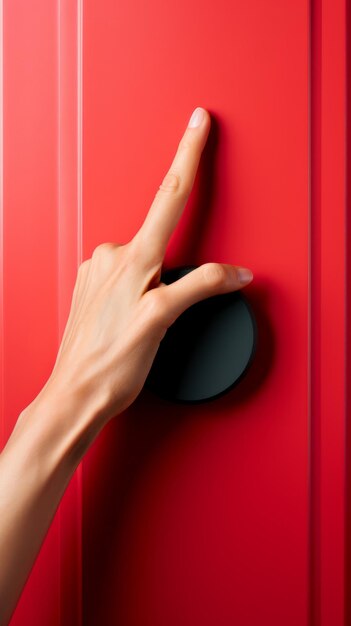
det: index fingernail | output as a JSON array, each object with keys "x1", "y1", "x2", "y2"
[
  {"x1": 237, "y1": 267, "x2": 254, "y2": 284},
  {"x1": 188, "y1": 107, "x2": 205, "y2": 128}
]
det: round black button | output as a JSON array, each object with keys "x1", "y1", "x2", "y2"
[{"x1": 145, "y1": 265, "x2": 257, "y2": 403}]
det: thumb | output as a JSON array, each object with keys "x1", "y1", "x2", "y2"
[{"x1": 159, "y1": 263, "x2": 253, "y2": 324}]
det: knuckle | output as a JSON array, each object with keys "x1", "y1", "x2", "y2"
[
  {"x1": 127, "y1": 235, "x2": 146, "y2": 262},
  {"x1": 129, "y1": 233, "x2": 162, "y2": 267},
  {"x1": 178, "y1": 137, "x2": 192, "y2": 152},
  {"x1": 78, "y1": 259, "x2": 90, "y2": 273},
  {"x1": 157, "y1": 170, "x2": 181, "y2": 195},
  {"x1": 202, "y1": 263, "x2": 228, "y2": 287},
  {"x1": 142, "y1": 291, "x2": 169, "y2": 326},
  {"x1": 92, "y1": 242, "x2": 117, "y2": 260}
]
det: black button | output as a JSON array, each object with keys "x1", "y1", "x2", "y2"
[{"x1": 145, "y1": 265, "x2": 257, "y2": 403}]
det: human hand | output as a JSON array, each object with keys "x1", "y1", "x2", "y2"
[
  {"x1": 0, "y1": 108, "x2": 253, "y2": 626},
  {"x1": 46, "y1": 107, "x2": 253, "y2": 424}
]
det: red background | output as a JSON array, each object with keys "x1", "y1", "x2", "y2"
[{"x1": 0, "y1": 0, "x2": 349, "y2": 624}]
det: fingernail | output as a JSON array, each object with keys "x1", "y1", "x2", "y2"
[
  {"x1": 237, "y1": 267, "x2": 253, "y2": 284},
  {"x1": 188, "y1": 107, "x2": 205, "y2": 128}
]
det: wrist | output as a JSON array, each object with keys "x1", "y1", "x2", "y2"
[{"x1": 12, "y1": 374, "x2": 110, "y2": 479}]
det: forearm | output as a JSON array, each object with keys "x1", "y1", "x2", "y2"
[{"x1": 0, "y1": 378, "x2": 109, "y2": 626}]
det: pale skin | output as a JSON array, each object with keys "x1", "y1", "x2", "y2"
[{"x1": 0, "y1": 106, "x2": 253, "y2": 625}]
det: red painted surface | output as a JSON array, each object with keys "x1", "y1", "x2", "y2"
[
  {"x1": 0, "y1": 1, "x2": 348, "y2": 625},
  {"x1": 82, "y1": 1, "x2": 309, "y2": 625},
  {"x1": 311, "y1": 1, "x2": 347, "y2": 624},
  {"x1": 2, "y1": 2, "x2": 61, "y2": 624}
]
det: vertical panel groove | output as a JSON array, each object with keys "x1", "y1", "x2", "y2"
[
  {"x1": 310, "y1": 0, "x2": 347, "y2": 624},
  {"x1": 57, "y1": 5, "x2": 62, "y2": 625},
  {"x1": 77, "y1": 0, "x2": 83, "y2": 267},
  {"x1": 57, "y1": 0, "x2": 83, "y2": 623},
  {"x1": 309, "y1": 2, "x2": 322, "y2": 623},
  {"x1": 345, "y1": 0, "x2": 351, "y2": 620},
  {"x1": 77, "y1": 0, "x2": 83, "y2": 623}
]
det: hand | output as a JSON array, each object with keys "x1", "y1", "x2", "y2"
[
  {"x1": 0, "y1": 107, "x2": 254, "y2": 626},
  {"x1": 47, "y1": 106, "x2": 253, "y2": 423}
]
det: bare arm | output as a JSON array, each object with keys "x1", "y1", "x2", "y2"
[
  {"x1": 0, "y1": 107, "x2": 253, "y2": 625},
  {"x1": 0, "y1": 377, "x2": 108, "y2": 626}
]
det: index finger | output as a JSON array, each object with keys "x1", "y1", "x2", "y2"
[{"x1": 134, "y1": 107, "x2": 211, "y2": 260}]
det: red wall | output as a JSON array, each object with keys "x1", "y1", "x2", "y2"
[{"x1": 0, "y1": 1, "x2": 349, "y2": 624}]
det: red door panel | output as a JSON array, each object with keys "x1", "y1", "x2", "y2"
[
  {"x1": 0, "y1": 1, "x2": 348, "y2": 625},
  {"x1": 82, "y1": 1, "x2": 309, "y2": 625}
]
